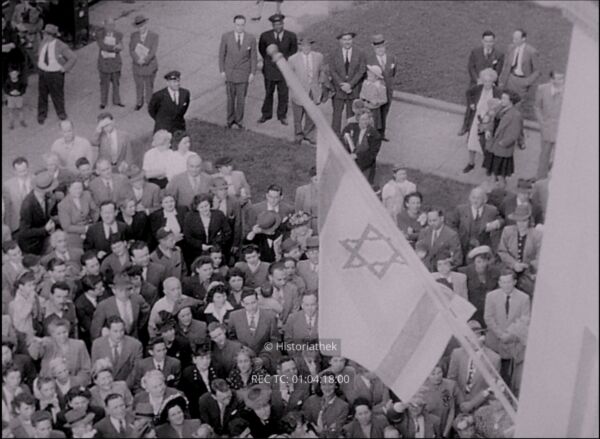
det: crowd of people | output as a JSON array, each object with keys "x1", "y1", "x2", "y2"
[{"x1": 1, "y1": 3, "x2": 564, "y2": 439}]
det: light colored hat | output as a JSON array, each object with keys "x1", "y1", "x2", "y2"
[
  {"x1": 467, "y1": 245, "x2": 492, "y2": 260},
  {"x1": 367, "y1": 65, "x2": 384, "y2": 79},
  {"x1": 371, "y1": 34, "x2": 386, "y2": 45},
  {"x1": 34, "y1": 171, "x2": 57, "y2": 192},
  {"x1": 508, "y1": 204, "x2": 532, "y2": 222}
]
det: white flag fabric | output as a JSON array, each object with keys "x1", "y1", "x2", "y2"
[{"x1": 317, "y1": 128, "x2": 475, "y2": 401}]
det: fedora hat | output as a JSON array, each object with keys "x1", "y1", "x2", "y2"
[
  {"x1": 64, "y1": 409, "x2": 94, "y2": 428},
  {"x1": 337, "y1": 31, "x2": 356, "y2": 39},
  {"x1": 508, "y1": 204, "x2": 532, "y2": 222},
  {"x1": 371, "y1": 34, "x2": 385, "y2": 45},
  {"x1": 34, "y1": 171, "x2": 57, "y2": 193},
  {"x1": 242, "y1": 384, "x2": 272, "y2": 411},
  {"x1": 43, "y1": 24, "x2": 59, "y2": 36},
  {"x1": 215, "y1": 156, "x2": 233, "y2": 168},
  {"x1": 133, "y1": 14, "x2": 148, "y2": 26},
  {"x1": 257, "y1": 211, "x2": 281, "y2": 235},
  {"x1": 367, "y1": 64, "x2": 384, "y2": 79}
]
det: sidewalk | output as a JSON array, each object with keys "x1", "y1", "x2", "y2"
[{"x1": 1, "y1": 0, "x2": 540, "y2": 190}]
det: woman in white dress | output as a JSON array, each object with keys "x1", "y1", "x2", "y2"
[
  {"x1": 462, "y1": 68, "x2": 501, "y2": 173},
  {"x1": 166, "y1": 130, "x2": 198, "y2": 181}
]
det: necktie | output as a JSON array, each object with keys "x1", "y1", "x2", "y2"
[
  {"x1": 305, "y1": 54, "x2": 312, "y2": 78},
  {"x1": 237, "y1": 34, "x2": 241, "y2": 49},
  {"x1": 156, "y1": 363, "x2": 162, "y2": 371},
  {"x1": 43, "y1": 43, "x2": 50, "y2": 65},
  {"x1": 112, "y1": 343, "x2": 120, "y2": 365},
  {"x1": 431, "y1": 229, "x2": 438, "y2": 247},
  {"x1": 465, "y1": 359, "x2": 475, "y2": 393},
  {"x1": 277, "y1": 32, "x2": 282, "y2": 42},
  {"x1": 105, "y1": 179, "x2": 113, "y2": 198},
  {"x1": 512, "y1": 46, "x2": 521, "y2": 70},
  {"x1": 505, "y1": 294, "x2": 510, "y2": 317},
  {"x1": 307, "y1": 317, "x2": 314, "y2": 332},
  {"x1": 219, "y1": 403, "x2": 225, "y2": 425},
  {"x1": 120, "y1": 420, "x2": 126, "y2": 434},
  {"x1": 344, "y1": 49, "x2": 350, "y2": 74},
  {"x1": 249, "y1": 314, "x2": 256, "y2": 334}
]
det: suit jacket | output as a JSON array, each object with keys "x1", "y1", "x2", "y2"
[
  {"x1": 329, "y1": 46, "x2": 366, "y2": 100},
  {"x1": 156, "y1": 419, "x2": 201, "y2": 439},
  {"x1": 244, "y1": 200, "x2": 294, "y2": 236},
  {"x1": 90, "y1": 295, "x2": 149, "y2": 339},
  {"x1": 2, "y1": 175, "x2": 33, "y2": 232},
  {"x1": 500, "y1": 194, "x2": 544, "y2": 226},
  {"x1": 198, "y1": 392, "x2": 242, "y2": 436},
  {"x1": 233, "y1": 261, "x2": 270, "y2": 289},
  {"x1": 296, "y1": 260, "x2": 318, "y2": 292},
  {"x1": 96, "y1": 29, "x2": 123, "y2": 73},
  {"x1": 219, "y1": 31, "x2": 257, "y2": 83},
  {"x1": 88, "y1": 174, "x2": 131, "y2": 205},
  {"x1": 122, "y1": 181, "x2": 161, "y2": 214},
  {"x1": 148, "y1": 87, "x2": 191, "y2": 133},
  {"x1": 366, "y1": 50, "x2": 398, "y2": 101},
  {"x1": 497, "y1": 225, "x2": 542, "y2": 272},
  {"x1": 148, "y1": 206, "x2": 188, "y2": 246},
  {"x1": 345, "y1": 374, "x2": 387, "y2": 407},
  {"x1": 127, "y1": 355, "x2": 181, "y2": 393},
  {"x1": 433, "y1": 271, "x2": 468, "y2": 300},
  {"x1": 179, "y1": 364, "x2": 219, "y2": 419},
  {"x1": 488, "y1": 106, "x2": 524, "y2": 158},
  {"x1": 74, "y1": 292, "x2": 97, "y2": 348},
  {"x1": 83, "y1": 221, "x2": 128, "y2": 254},
  {"x1": 91, "y1": 335, "x2": 143, "y2": 382},
  {"x1": 462, "y1": 84, "x2": 502, "y2": 132},
  {"x1": 150, "y1": 245, "x2": 185, "y2": 280},
  {"x1": 395, "y1": 410, "x2": 440, "y2": 439},
  {"x1": 57, "y1": 192, "x2": 99, "y2": 239},
  {"x1": 213, "y1": 195, "x2": 243, "y2": 249},
  {"x1": 283, "y1": 310, "x2": 318, "y2": 344},
  {"x1": 340, "y1": 123, "x2": 382, "y2": 171},
  {"x1": 467, "y1": 46, "x2": 504, "y2": 85},
  {"x1": 302, "y1": 395, "x2": 349, "y2": 438},
  {"x1": 259, "y1": 29, "x2": 298, "y2": 81},
  {"x1": 129, "y1": 30, "x2": 159, "y2": 75},
  {"x1": 499, "y1": 42, "x2": 539, "y2": 86},
  {"x1": 94, "y1": 415, "x2": 135, "y2": 439},
  {"x1": 270, "y1": 380, "x2": 310, "y2": 418},
  {"x1": 18, "y1": 191, "x2": 57, "y2": 255},
  {"x1": 210, "y1": 338, "x2": 244, "y2": 378},
  {"x1": 294, "y1": 182, "x2": 318, "y2": 231},
  {"x1": 40, "y1": 248, "x2": 84, "y2": 282},
  {"x1": 288, "y1": 50, "x2": 324, "y2": 104},
  {"x1": 182, "y1": 210, "x2": 232, "y2": 254},
  {"x1": 343, "y1": 415, "x2": 389, "y2": 438},
  {"x1": 458, "y1": 263, "x2": 501, "y2": 327},
  {"x1": 117, "y1": 211, "x2": 150, "y2": 243},
  {"x1": 213, "y1": 170, "x2": 251, "y2": 201},
  {"x1": 227, "y1": 308, "x2": 278, "y2": 355},
  {"x1": 90, "y1": 129, "x2": 133, "y2": 169},
  {"x1": 484, "y1": 288, "x2": 530, "y2": 358},
  {"x1": 447, "y1": 203, "x2": 503, "y2": 256},
  {"x1": 416, "y1": 225, "x2": 463, "y2": 271},
  {"x1": 165, "y1": 172, "x2": 213, "y2": 210},
  {"x1": 534, "y1": 82, "x2": 564, "y2": 141},
  {"x1": 40, "y1": 37, "x2": 77, "y2": 72},
  {"x1": 100, "y1": 252, "x2": 130, "y2": 277},
  {"x1": 448, "y1": 345, "x2": 501, "y2": 406},
  {"x1": 138, "y1": 262, "x2": 167, "y2": 291},
  {"x1": 260, "y1": 282, "x2": 300, "y2": 324}
]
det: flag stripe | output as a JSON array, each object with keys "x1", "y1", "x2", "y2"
[
  {"x1": 318, "y1": 150, "x2": 345, "y2": 231},
  {"x1": 375, "y1": 292, "x2": 439, "y2": 384}
]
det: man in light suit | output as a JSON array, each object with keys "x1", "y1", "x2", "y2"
[
  {"x1": 2, "y1": 156, "x2": 33, "y2": 235},
  {"x1": 484, "y1": 270, "x2": 530, "y2": 392},
  {"x1": 433, "y1": 252, "x2": 468, "y2": 300},
  {"x1": 257, "y1": 14, "x2": 297, "y2": 125},
  {"x1": 416, "y1": 208, "x2": 463, "y2": 272},
  {"x1": 213, "y1": 156, "x2": 252, "y2": 204},
  {"x1": 91, "y1": 315, "x2": 143, "y2": 382},
  {"x1": 296, "y1": 236, "x2": 319, "y2": 292},
  {"x1": 448, "y1": 319, "x2": 501, "y2": 413},
  {"x1": 366, "y1": 34, "x2": 397, "y2": 140},
  {"x1": 261, "y1": 261, "x2": 300, "y2": 325},
  {"x1": 283, "y1": 291, "x2": 318, "y2": 345},
  {"x1": 129, "y1": 15, "x2": 159, "y2": 110},
  {"x1": 96, "y1": 17, "x2": 124, "y2": 109},
  {"x1": 466, "y1": 30, "x2": 504, "y2": 88},
  {"x1": 219, "y1": 14, "x2": 257, "y2": 129},
  {"x1": 294, "y1": 167, "x2": 318, "y2": 232},
  {"x1": 37, "y1": 24, "x2": 77, "y2": 124},
  {"x1": 447, "y1": 187, "x2": 504, "y2": 259},
  {"x1": 288, "y1": 36, "x2": 323, "y2": 145},
  {"x1": 165, "y1": 155, "x2": 213, "y2": 210},
  {"x1": 91, "y1": 113, "x2": 133, "y2": 174},
  {"x1": 498, "y1": 29, "x2": 540, "y2": 115},
  {"x1": 148, "y1": 70, "x2": 191, "y2": 133},
  {"x1": 124, "y1": 165, "x2": 161, "y2": 214},
  {"x1": 534, "y1": 71, "x2": 564, "y2": 179},
  {"x1": 329, "y1": 31, "x2": 366, "y2": 135},
  {"x1": 90, "y1": 274, "x2": 149, "y2": 340},
  {"x1": 88, "y1": 158, "x2": 131, "y2": 205}
]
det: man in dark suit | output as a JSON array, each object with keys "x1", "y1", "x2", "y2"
[
  {"x1": 74, "y1": 274, "x2": 106, "y2": 350},
  {"x1": 447, "y1": 187, "x2": 504, "y2": 259},
  {"x1": 499, "y1": 178, "x2": 544, "y2": 226},
  {"x1": 96, "y1": 18, "x2": 125, "y2": 109},
  {"x1": 416, "y1": 208, "x2": 463, "y2": 271},
  {"x1": 18, "y1": 170, "x2": 58, "y2": 255},
  {"x1": 466, "y1": 30, "x2": 504, "y2": 88},
  {"x1": 208, "y1": 322, "x2": 243, "y2": 378},
  {"x1": 211, "y1": 177, "x2": 243, "y2": 258},
  {"x1": 129, "y1": 240, "x2": 167, "y2": 291},
  {"x1": 340, "y1": 111, "x2": 382, "y2": 184},
  {"x1": 257, "y1": 14, "x2": 297, "y2": 125},
  {"x1": 198, "y1": 379, "x2": 242, "y2": 436},
  {"x1": 366, "y1": 34, "x2": 397, "y2": 140},
  {"x1": 148, "y1": 70, "x2": 190, "y2": 133},
  {"x1": 129, "y1": 15, "x2": 159, "y2": 110},
  {"x1": 94, "y1": 393, "x2": 135, "y2": 438},
  {"x1": 127, "y1": 336, "x2": 181, "y2": 393},
  {"x1": 219, "y1": 14, "x2": 257, "y2": 129},
  {"x1": 83, "y1": 201, "x2": 127, "y2": 259},
  {"x1": 329, "y1": 30, "x2": 366, "y2": 134},
  {"x1": 179, "y1": 345, "x2": 219, "y2": 419},
  {"x1": 270, "y1": 357, "x2": 310, "y2": 418}
]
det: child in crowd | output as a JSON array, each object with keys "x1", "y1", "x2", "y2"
[{"x1": 3, "y1": 68, "x2": 27, "y2": 129}]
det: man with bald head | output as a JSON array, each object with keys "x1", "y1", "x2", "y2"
[
  {"x1": 96, "y1": 17, "x2": 124, "y2": 109},
  {"x1": 50, "y1": 120, "x2": 94, "y2": 172},
  {"x1": 148, "y1": 277, "x2": 201, "y2": 337},
  {"x1": 447, "y1": 187, "x2": 504, "y2": 261},
  {"x1": 165, "y1": 154, "x2": 213, "y2": 209}
]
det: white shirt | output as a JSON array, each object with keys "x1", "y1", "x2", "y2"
[
  {"x1": 163, "y1": 210, "x2": 181, "y2": 235},
  {"x1": 343, "y1": 47, "x2": 352, "y2": 63},
  {"x1": 169, "y1": 88, "x2": 179, "y2": 104},
  {"x1": 18, "y1": 177, "x2": 32, "y2": 199},
  {"x1": 303, "y1": 52, "x2": 313, "y2": 78},
  {"x1": 512, "y1": 44, "x2": 525, "y2": 76},
  {"x1": 110, "y1": 417, "x2": 126, "y2": 434},
  {"x1": 38, "y1": 39, "x2": 62, "y2": 71},
  {"x1": 358, "y1": 128, "x2": 366, "y2": 145},
  {"x1": 143, "y1": 147, "x2": 174, "y2": 177},
  {"x1": 115, "y1": 298, "x2": 134, "y2": 327},
  {"x1": 108, "y1": 130, "x2": 119, "y2": 162},
  {"x1": 84, "y1": 292, "x2": 98, "y2": 308},
  {"x1": 415, "y1": 415, "x2": 425, "y2": 438},
  {"x1": 377, "y1": 54, "x2": 387, "y2": 67},
  {"x1": 305, "y1": 313, "x2": 316, "y2": 328},
  {"x1": 471, "y1": 206, "x2": 483, "y2": 220},
  {"x1": 132, "y1": 186, "x2": 144, "y2": 202},
  {"x1": 154, "y1": 359, "x2": 165, "y2": 371},
  {"x1": 246, "y1": 310, "x2": 260, "y2": 328},
  {"x1": 267, "y1": 203, "x2": 279, "y2": 213},
  {"x1": 235, "y1": 32, "x2": 244, "y2": 46}
]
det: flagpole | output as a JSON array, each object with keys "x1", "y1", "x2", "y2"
[{"x1": 266, "y1": 44, "x2": 519, "y2": 421}]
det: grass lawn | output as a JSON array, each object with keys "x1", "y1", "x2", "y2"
[
  {"x1": 133, "y1": 119, "x2": 473, "y2": 211},
  {"x1": 303, "y1": 0, "x2": 573, "y2": 105}
]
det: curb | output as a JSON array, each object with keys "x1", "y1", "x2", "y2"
[{"x1": 392, "y1": 90, "x2": 541, "y2": 132}]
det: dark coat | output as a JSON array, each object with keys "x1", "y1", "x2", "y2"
[
  {"x1": 96, "y1": 28, "x2": 123, "y2": 73},
  {"x1": 83, "y1": 221, "x2": 128, "y2": 255},
  {"x1": 462, "y1": 84, "x2": 502, "y2": 132},
  {"x1": 74, "y1": 293, "x2": 97, "y2": 349},
  {"x1": 182, "y1": 210, "x2": 232, "y2": 255},
  {"x1": 343, "y1": 415, "x2": 389, "y2": 438},
  {"x1": 117, "y1": 211, "x2": 149, "y2": 244},
  {"x1": 258, "y1": 29, "x2": 298, "y2": 81},
  {"x1": 155, "y1": 419, "x2": 201, "y2": 439},
  {"x1": 467, "y1": 46, "x2": 504, "y2": 85},
  {"x1": 94, "y1": 414, "x2": 135, "y2": 438},
  {"x1": 179, "y1": 365, "x2": 219, "y2": 419},
  {"x1": 197, "y1": 392, "x2": 242, "y2": 436},
  {"x1": 148, "y1": 87, "x2": 191, "y2": 133},
  {"x1": 340, "y1": 123, "x2": 382, "y2": 171},
  {"x1": 242, "y1": 409, "x2": 282, "y2": 438},
  {"x1": 18, "y1": 191, "x2": 57, "y2": 255},
  {"x1": 329, "y1": 46, "x2": 366, "y2": 101},
  {"x1": 447, "y1": 203, "x2": 503, "y2": 257},
  {"x1": 458, "y1": 263, "x2": 501, "y2": 327},
  {"x1": 148, "y1": 206, "x2": 188, "y2": 249}
]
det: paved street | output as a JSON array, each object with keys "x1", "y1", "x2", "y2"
[{"x1": 1, "y1": 0, "x2": 540, "y2": 189}]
